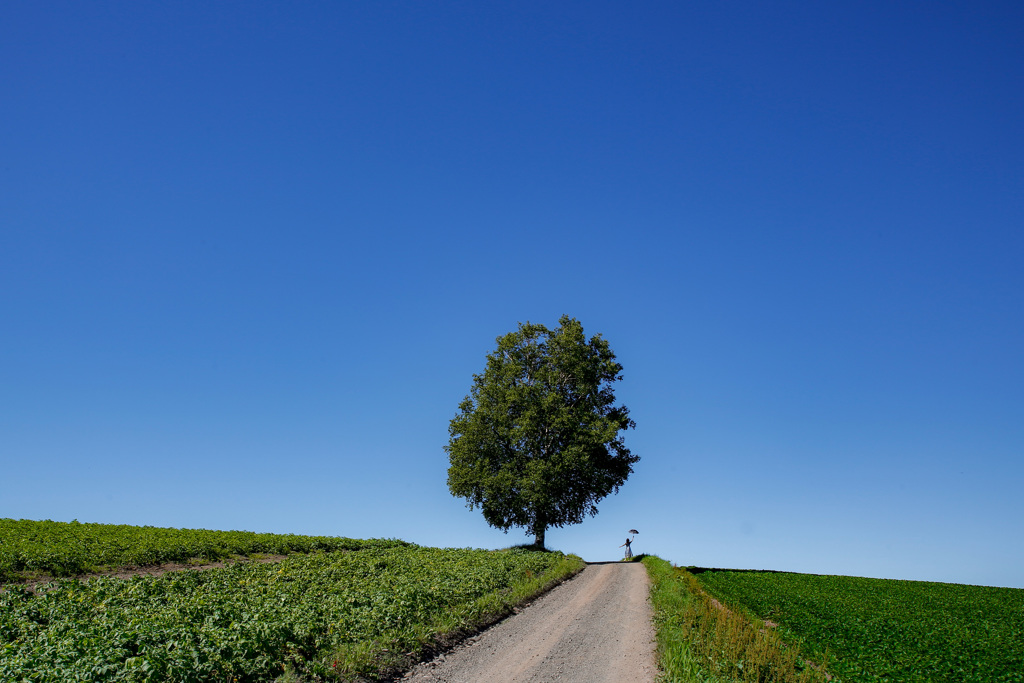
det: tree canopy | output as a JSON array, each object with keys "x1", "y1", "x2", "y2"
[{"x1": 446, "y1": 315, "x2": 638, "y2": 547}]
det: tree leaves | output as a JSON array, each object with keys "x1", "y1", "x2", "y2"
[{"x1": 447, "y1": 316, "x2": 638, "y2": 544}]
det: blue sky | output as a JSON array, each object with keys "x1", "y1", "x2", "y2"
[{"x1": 2, "y1": 1, "x2": 1021, "y2": 588}]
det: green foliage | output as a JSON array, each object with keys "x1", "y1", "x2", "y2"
[
  {"x1": 446, "y1": 315, "x2": 637, "y2": 545},
  {"x1": 0, "y1": 518, "x2": 408, "y2": 582},
  {"x1": 693, "y1": 569, "x2": 1024, "y2": 683},
  {"x1": 643, "y1": 557, "x2": 829, "y2": 683},
  {"x1": 0, "y1": 544, "x2": 583, "y2": 681}
]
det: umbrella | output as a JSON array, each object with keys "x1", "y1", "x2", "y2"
[{"x1": 628, "y1": 529, "x2": 639, "y2": 535}]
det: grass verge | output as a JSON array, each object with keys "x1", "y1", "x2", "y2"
[{"x1": 642, "y1": 556, "x2": 831, "y2": 683}]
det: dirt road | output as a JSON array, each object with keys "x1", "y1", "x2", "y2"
[{"x1": 404, "y1": 561, "x2": 657, "y2": 683}]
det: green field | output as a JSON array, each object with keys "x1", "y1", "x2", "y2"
[
  {"x1": 692, "y1": 568, "x2": 1024, "y2": 683},
  {"x1": 0, "y1": 518, "x2": 405, "y2": 582},
  {"x1": 1, "y1": 520, "x2": 584, "y2": 681}
]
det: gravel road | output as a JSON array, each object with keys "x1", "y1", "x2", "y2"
[{"x1": 403, "y1": 561, "x2": 657, "y2": 683}]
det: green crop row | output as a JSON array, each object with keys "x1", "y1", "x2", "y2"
[
  {"x1": 692, "y1": 568, "x2": 1024, "y2": 683},
  {"x1": 1, "y1": 544, "x2": 584, "y2": 682},
  {"x1": 0, "y1": 519, "x2": 409, "y2": 582}
]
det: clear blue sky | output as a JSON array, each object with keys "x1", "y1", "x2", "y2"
[{"x1": 2, "y1": 2, "x2": 1021, "y2": 588}]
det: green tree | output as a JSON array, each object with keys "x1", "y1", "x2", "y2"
[{"x1": 446, "y1": 315, "x2": 638, "y2": 548}]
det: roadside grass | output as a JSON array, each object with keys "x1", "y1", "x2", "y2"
[{"x1": 642, "y1": 556, "x2": 831, "y2": 683}]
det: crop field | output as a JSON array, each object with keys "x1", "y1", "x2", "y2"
[
  {"x1": 2, "y1": 541, "x2": 582, "y2": 681},
  {"x1": 692, "y1": 568, "x2": 1024, "y2": 683},
  {"x1": 0, "y1": 518, "x2": 406, "y2": 582}
]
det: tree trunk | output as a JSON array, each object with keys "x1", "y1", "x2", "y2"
[{"x1": 535, "y1": 527, "x2": 546, "y2": 548}]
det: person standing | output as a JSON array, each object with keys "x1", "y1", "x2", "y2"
[{"x1": 619, "y1": 537, "x2": 633, "y2": 559}]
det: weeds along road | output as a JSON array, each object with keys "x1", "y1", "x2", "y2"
[{"x1": 404, "y1": 561, "x2": 657, "y2": 683}]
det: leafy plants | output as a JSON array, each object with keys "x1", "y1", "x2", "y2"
[
  {"x1": 0, "y1": 518, "x2": 406, "y2": 582},
  {"x1": 1, "y1": 542, "x2": 583, "y2": 681}
]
